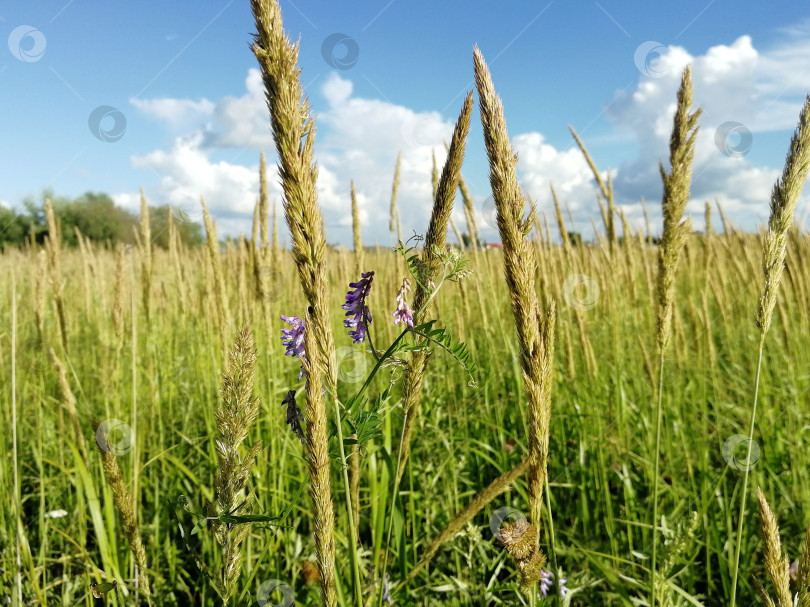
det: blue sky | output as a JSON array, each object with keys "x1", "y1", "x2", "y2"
[{"x1": 2, "y1": 1, "x2": 810, "y2": 245}]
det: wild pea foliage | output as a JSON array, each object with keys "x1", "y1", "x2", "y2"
[{"x1": 281, "y1": 237, "x2": 476, "y2": 463}]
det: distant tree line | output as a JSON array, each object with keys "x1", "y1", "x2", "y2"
[{"x1": 0, "y1": 190, "x2": 203, "y2": 249}]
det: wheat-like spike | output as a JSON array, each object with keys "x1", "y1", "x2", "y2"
[
  {"x1": 396, "y1": 91, "x2": 474, "y2": 486},
  {"x1": 259, "y1": 151, "x2": 270, "y2": 251},
  {"x1": 351, "y1": 179, "x2": 363, "y2": 273},
  {"x1": 570, "y1": 126, "x2": 616, "y2": 249},
  {"x1": 389, "y1": 152, "x2": 401, "y2": 234},
  {"x1": 458, "y1": 172, "x2": 479, "y2": 248},
  {"x1": 44, "y1": 200, "x2": 68, "y2": 350},
  {"x1": 34, "y1": 250, "x2": 47, "y2": 343},
  {"x1": 474, "y1": 45, "x2": 557, "y2": 540},
  {"x1": 112, "y1": 244, "x2": 126, "y2": 360},
  {"x1": 91, "y1": 418, "x2": 151, "y2": 596},
  {"x1": 551, "y1": 185, "x2": 571, "y2": 255},
  {"x1": 756, "y1": 94, "x2": 810, "y2": 336},
  {"x1": 250, "y1": 1, "x2": 338, "y2": 603},
  {"x1": 49, "y1": 349, "x2": 89, "y2": 467},
  {"x1": 431, "y1": 148, "x2": 439, "y2": 200},
  {"x1": 797, "y1": 523, "x2": 810, "y2": 607},
  {"x1": 656, "y1": 66, "x2": 701, "y2": 352},
  {"x1": 201, "y1": 198, "x2": 232, "y2": 353},
  {"x1": 211, "y1": 325, "x2": 262, "y2": 603},
  {"x1": 450, "y1": 217, "x2": 464, "y2": 247},
  {"x1": 757, "y1": 489, "x2": 794, "y2": 607},
  {"x1": 704, "y1": 201, "x2": 713, "y2": 236},
  {"x1": 139, "y1": 189, "x2": 152, "y2": 322}
]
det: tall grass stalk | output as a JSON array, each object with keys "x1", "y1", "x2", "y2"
[
  {"x1": 570, "y1": 126, "x2": 615, "y2": 251},
  {"x1": 351, "y1": 180, "x2": 363, "y2": 273},
  {"x1": 211, "y1": 325, "x2": 262, "y2": 604},
  {"x1": 250, "y1": 1, "x2": 359, "y2": 603},
  {"x1": 395, "y1": 90, "x2": 473, "y2": 487},
  {"x1": 651, "y1": 65, "x2": 701, "y2": 607},
  {"x1": 11, "y1": 272, "x2": 21, "y2": 607},
  {"x1": 91, "y1": 418, "x2": 152, "y2": 600},
  {"x1": 730, "y1": 93, "x2": 810, "y2": 607},
  {"x1": 474, "y1": 45, "x2": 557, "y2": 599}
]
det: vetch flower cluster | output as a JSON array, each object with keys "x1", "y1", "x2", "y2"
[
  {"x1": 280, "y1": 315, "x2": 306, "y2": 379},
  {"x1": 393, "y1": 278, "x2": 414, "y2": 329},
  {"x1": 538, "y1": 569, "x2": 568, "y2": 600},
  {"x1": 343, "y1": 271, "x2": 374, "y2": 343}
]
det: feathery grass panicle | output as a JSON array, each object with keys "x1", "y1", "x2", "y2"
[
  {"x1": 139, "y1": 190, "x2": 152, "y2": 322},
  {"x1": 570, "y1": 126, "x2": 616, "y2": 250},
  {"x1": 473, "y1": 45, "x2": 557, "y2": 541},
  {"x1": 756, "y1": 489, "x2": 793, "y2": 607},
  {"x1": 113, "y1": 244, "x2": 126, "y2": 358},
  {"x1": 656, "y1": 66, "x2": 701, "y2": 352},
  {"x1": 731, "y1": 93, "x2": 810, "y2": 607},
  {"x1": 431, "y1": 149, "x2": 439, "y2": 200},
  {"x1": 34, "y1": 250, "x2": 47, "y2": 343},
  {"x1": 458, "y1": 173, "x2": 479, "y2": 248},
  {"x1": 705, "y1": 201, "x2": 713, "y2": 236},
  {"x1": 44, "y1": 199, "x2": 68, "y2": 350},
  {"x1": 756, "y1": 94, "x2": 810, "y2": 336},
  {"x1": 272, "y1": 200, "x2": 281, "y2": 266},
  {"x1": 389, "y1": 152, "x2": 401, "y2": 235},
  {"x1": 259, "y1": 151, "x2": 270, "y2": 251},
  {"x1": 91, "y1": 418, "x2": 151, "y2": 597},
  {"x1": 798, "y1": 525, "x2": 810, "y2": 607},
  {"x1": 49, "y1": 348, "x2": 89, "y2": 465},
  {"x1": 450, "y1": 217, "x2": 464, "y2": 248},
  {"x1": 250, "y1": 1, "x2": 340, "y2": 603},
  {"x1": 651, "y1": 65, "x2": 701, "y2": 607},
  {"x1": 396, "y1": 90, "x2": 474, "y2": 486},
  {"x1": 201, "y1": 197, "x2": 232, "y2": 351},
  {"x1": 551, "y1": 185, "x2": 571, "y2": 255},
  {"x1": 349, "y1": 182, "x2": 363, "y2": 536},
  {"x1": 351, "y1": 179, "x2": 363, "y2": 272},
  {"x1": 211, "y1": 325, "x2": 262, "y2": 603}
]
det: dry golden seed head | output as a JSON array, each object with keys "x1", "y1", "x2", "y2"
[
  {"x1": 499, "y1": 518, "x2": 537, "y2": 560},
  {"x1": 656, "y1": 65, "x2": 701, "y2": 352},
  {"x1": 756, "y1": 94, "x2": 810, "y2": 337},
  {"x1": 517, "y1": 549, "x2": 547, "y2": 593},
  {"x1": 757, "y1": 489, "x2": 793, "y2": 607}
]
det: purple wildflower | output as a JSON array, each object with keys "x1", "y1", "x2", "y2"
[
  {"x1": 538, "y1": 570, "x2": 569, "y2": 600},
  {"x1": 281, "y1": 390, "x2": 305, "y2": 445},
  {"x1": 280, "y1": 314, "x2": 307, "y2": 379},
  {"x1": 342, "y1": 271, "x2": 374, "y2": 343},
  {"x1": 558, "y1": 576, "x2": 569, "y2": 599},
  {"x1": 538, "y1": 570, "x2": 553, "y2": 598},
  {"x1": 393, "y1": 278, "x2": 414, "y2": 329}
]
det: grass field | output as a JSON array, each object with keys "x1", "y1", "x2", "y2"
[
  {"x1": 3, "y1": 1, "x2": 810, "y2": 606},
  {"x1": 3, "y1": 224, "x2": 810, "y2": 606}
]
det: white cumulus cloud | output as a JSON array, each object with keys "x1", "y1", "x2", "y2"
[{"x1": 123, "y1": 29, "x2": 810, "y2": 244}]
